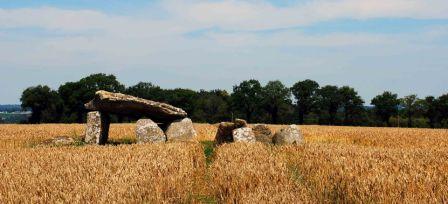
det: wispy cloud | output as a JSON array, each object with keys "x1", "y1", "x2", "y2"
[
  {"x1": 0, "y1": 0, "x2": 447, "y2": 103},
  {"x1": 167, "y1": 0, "x2": 448, "y2": 30},
  {"x1": 2, "y1": 0, "x2": 448, "y2": 32}
]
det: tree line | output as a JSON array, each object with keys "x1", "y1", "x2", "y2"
[{"x1": 20, "y1": 73, "x2": 448, "y2": 128}]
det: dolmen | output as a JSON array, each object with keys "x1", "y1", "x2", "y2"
[
  {"x1": 84, "y1": 90, "x2": 196, "y2": 145},
  {"x1": 215, "y1": 119, "x2": 303, "y2": 145}
]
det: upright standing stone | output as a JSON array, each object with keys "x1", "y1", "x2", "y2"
[
  {"x1": 253, "y1": 124, "x2": 274, "y2": 144},
  {"x1": 85, "y1": 111, "x2": 110, "y2": 145},
  {"x1": 214, "y1": 119, "x2": 248, "y2": 145},
  {"x1": 165, "y1": 118, "x2": 197, "y2": 142},
  {"x1": 215, "y1": 122, "x2": 235, "y2": 144},
  {"x1": 273, "y1": 125, "x2": 303, "y2": 145},
  {"x1": 232, "y1": 127, "x2": 256, "y2": 143},
  {"x1": 136, "y1": 119, "x2": 166, "y2": 144}
]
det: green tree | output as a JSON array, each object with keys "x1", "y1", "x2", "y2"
[
  {"x1": 422, "y1": 96, "x2": 439, "y2": 128},
  {"x1": 163, "y1": 88, "x2": 198, "y2": 116},
  {"x1": 21, "y1": 85, "x2": 62, "y2": 123},
  {"x1": 58, "y1": 82, "x2": 82, "y2": 122},
  {"x1": 316, "y1": 85, "x2": 342, "y2": 125},
  {"x1": 231, "y1": 79, "x2": 263, "y2": 122},
  {"x1": 261, "y1": 80, "x2": 291, "y2": 124},
  {"x1": 192, "y1": 89, "x2": 231, "y2": 123},
  {"x1": 58, "y1": 73, "x2": 125, "y2": 123},
  {"x1": 400, "y1": 94, "x2": 420, "y2": 127},
  {"x1": 291, "y1": 79, "x2": 319, "y2": 124},
  {"x1": 126, "y1": 82, "x2": 163, "y2": 101},
  {"x1": 339, "y1": 86, "x2": 365, "y2": 126},
  {"x1": 438, "y1": 94, "x2": 448, "y2": 127},
  {"x1": 371, "y1": 91, "x2": 400, "y2": 126},
  {"x1": 126, "y1": 83, "x2": 199, "y2": 120}
]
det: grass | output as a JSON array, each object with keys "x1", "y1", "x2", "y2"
[
  {"x1": 200, "y1": 141, "x2": 216, "y2": 166},
  {"x1": 108, "y1": 137, "x2": 136, "y2": 145},
  {"x1": 72, "y1": 138, "x2": 86, "y2": 147}
]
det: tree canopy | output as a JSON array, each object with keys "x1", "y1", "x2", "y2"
[
  {"x1": 21, "y1": 85, "x2": 62, "y2": 123},
  {"x1": 339, "y1": 86, "x2": 365, "y2": 126},
  {"x1": 261, "y1": 80, "x2": 291, "y2": 124},
  {"x1": 316, "y1": 85, "x2": 342, "y2": 125},
  {"x1": 231, "y1": 79, "x2": 263, "y2": 123},
  {"x1": 371, "y1": 91, "x2": 400, "y2": 126},
  {"x1": 291, "y1": 79, "x2": 319, "y2": 124},
  {"x1": 19, "y1": 73, "x2": 448, "y2": 128},
  {"x1": 58, "y1": 73, "x2": 125, "y2": 123}
]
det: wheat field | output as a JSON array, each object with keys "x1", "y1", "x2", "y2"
[{"x1": 1, "y1": 124, "x2": 448, "y2": 203}]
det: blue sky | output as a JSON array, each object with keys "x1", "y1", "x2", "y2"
[{"x1": 1, "y1": 0, "x2": 448, "y2": 104}]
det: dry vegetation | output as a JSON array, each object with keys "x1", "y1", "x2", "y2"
[
  {"x1": 0, "y1": 144, "x2": 206, "y2": 203},
  {"x1": 1, "y1": 123, "x2": 448, "y2": 203}
]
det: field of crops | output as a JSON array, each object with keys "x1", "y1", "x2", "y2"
[{"x1": 1, "y1": 124, "x2": 448, "y2": 203}]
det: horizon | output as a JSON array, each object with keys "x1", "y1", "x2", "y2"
[
  {"x1": 1, "y1": 0, "x2": 448, "y2": 104},
  {"x1": 0, "y1": 72, "x2": 428, "y2": 106}
]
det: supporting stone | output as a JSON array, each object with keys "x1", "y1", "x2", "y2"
[
  {"x1": 136, "y1": 119, "x2": 166, "y2": 144},
  {"x1": 253, "y1": 124, "x2": 274, "y2": 144},
  {"x1": 165, "y1": 118, "x2": 197, "y2": 142},
  {"x1": 273, "y1": 125, "x2": 303, "y2": 145},
  {"x1": 232, "y1": 127, "x2": 256, "y2": 143},
  {"x1": 85, "y1": 111, "x2": 110, "y2": 145},
  {"x1": 215, "y1": 122, "x2": 235, "y2": 144},
  {"x1": 214, "y1": 119, "x2": 248, "y2": 145}
]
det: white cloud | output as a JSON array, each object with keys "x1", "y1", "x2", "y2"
[
  {"x1": 168, "y1": 0, "x2": 448, "y2": 30},
  {"x1": 0, "y1": 2, "x2": 447, "y2": 71},
  {"x1": 0, "y1": 1, "x2": 448, "y2": 103},
  {"x1": 2, "y1": 0, "x2": 448, "y2": 33},
  {"x1": 205, "y1": 30, "x2": 391, "y2": 47},
  {"x1": 0, "y1": 7, "x2": 109, "y2": 31}
]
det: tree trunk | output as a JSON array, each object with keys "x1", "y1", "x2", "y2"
[
  {"x1": 30, "y1": 109, "x2": 42, "y2": 124},
  {"x1": 329, "y1": 110, "x2": 337, "y2": 125},
  {"x1": 429, "y1": 118, "x2": 435, "y2": 128},
  {"x1": 117, "y1": 115, "x2": 124, "y2": 123},
  {"x1": 272, "y1": 107, "x2": 278, "y2": 124},
  {"x1": 246, "y1": 111, "x2": 252, "y2": 123},
  {"x1": 386, "y1": 118, "x2": 391, "y2": 127},
  {"x1": 298, "y1": 111, "x2": 305, "y2": 124},
  {"x1": 76, "y1": 110, "x2": 84, "y2": 124},
  {"x1": 344, "y1": 109, "x2": 349, "y2": 126}
]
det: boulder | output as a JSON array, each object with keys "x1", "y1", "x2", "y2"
[
  {"x1": 85, "y1": 111, "x2": 110, "y2": 145},
  {"x1": 136, "y1": 119, "x2": 166, "y2": 144},
  {"x1": 232, "y1": 127, "x2": 256, "y2": 143},
  {"x1": 215, "y1": 122, "x2": 236, "y2": 144},
  {"x1": 214, "y1": 119, "x2": 249, "y2": 145},
  {"x1": 85, "y1": 90, "x2": 187, "y2": 123},
  {"x1": 253, "y1": 124, "x2": 273, "y2": 144},
  {"x1": 234, "y1": 118, "x2": 248, "y2": 128},
  {"x1": 165, "y1": 118, "x2": 197, "y2": 142},
  {"x1": 273, "y1": 125, "x2": 303, "y2": 145},
  {"x1": 52, "y1": 136, "x2": 75, "y2": 146}
]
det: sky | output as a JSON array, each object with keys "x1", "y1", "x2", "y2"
[{"x1": 0, "y1": 0, "x2": 447, "y2": 104}]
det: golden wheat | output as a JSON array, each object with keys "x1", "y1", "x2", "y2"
[
  {"x1": 280, "y1": 144, "x2": 448, "y2": 203},
  {"x1": 1, "y1": 123, "x2": 447, "y2": 203},
  {"x1": 0, "y1": 123, "x2": 217, "y2": 148},
  {"x1": 209, "y1": 143, "x2": 312, "y2": 203},
  {"x1": 0, "y1": 143, "x2": 206, "y2": 203}
]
